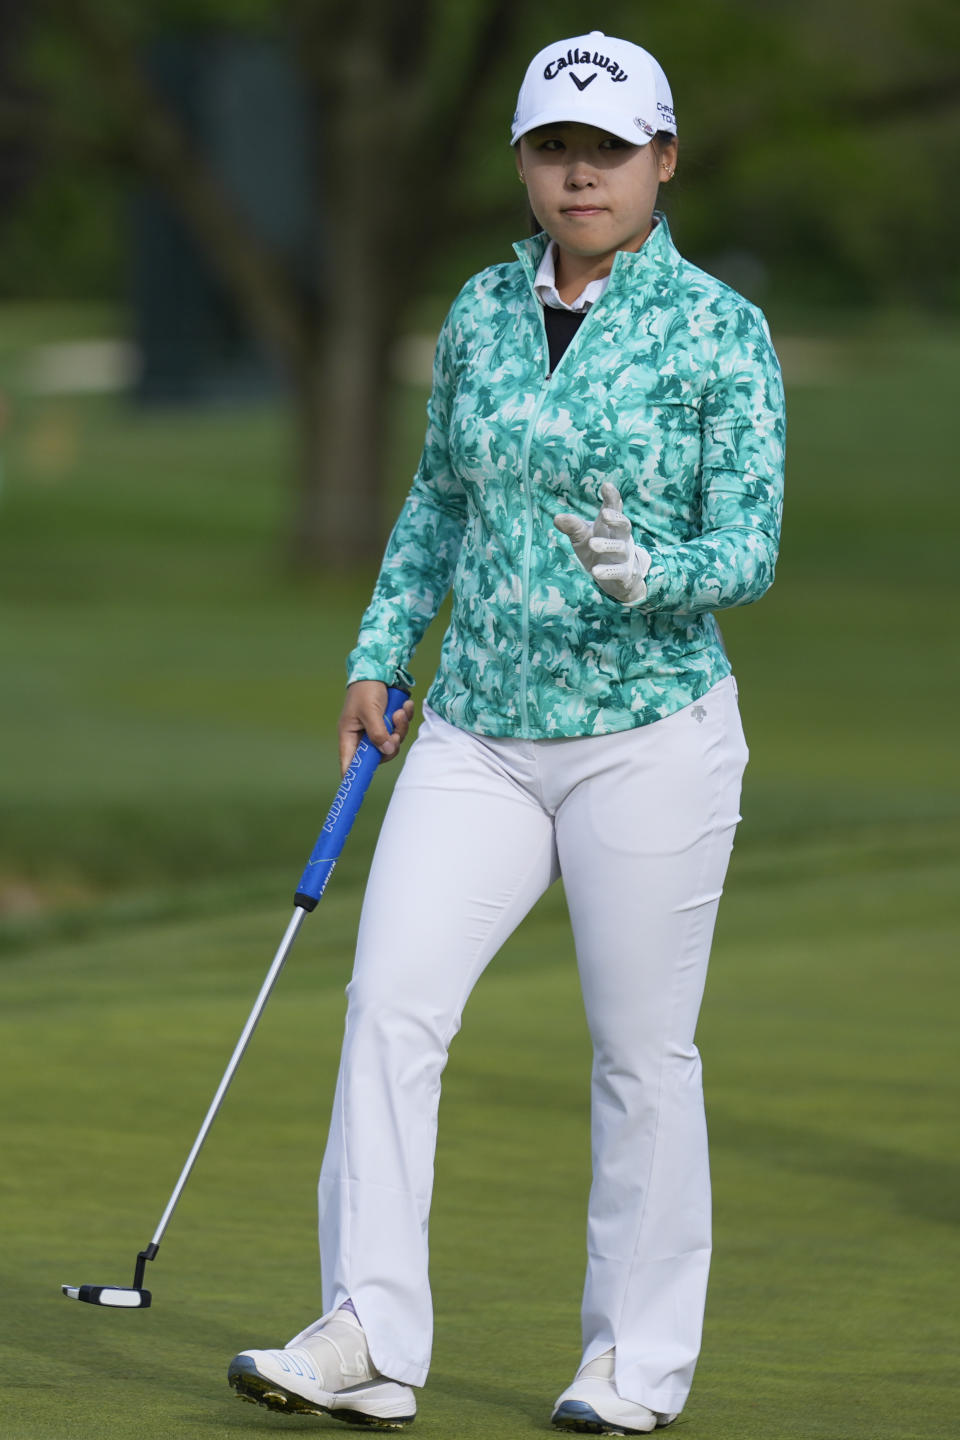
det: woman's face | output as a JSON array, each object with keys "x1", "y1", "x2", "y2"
[{"x1": 517, "y1": 122, "x2": 675, "y2": 263}]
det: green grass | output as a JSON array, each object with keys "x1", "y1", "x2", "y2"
[{"x1": 0, "y1": 306, "x2": 957, "y2": 1437}]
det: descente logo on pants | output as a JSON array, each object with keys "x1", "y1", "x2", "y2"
[{"x1": 544, "y1": 48, "x2": 628, "y2": 83}]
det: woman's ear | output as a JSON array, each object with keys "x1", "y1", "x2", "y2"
[{"x1": 657, "y1": 138, "x2": 679, "y2": 182}]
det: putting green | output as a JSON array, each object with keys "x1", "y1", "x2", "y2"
[{"x1": 1, "y1": 835, "x2": 957, "y2": 1439}]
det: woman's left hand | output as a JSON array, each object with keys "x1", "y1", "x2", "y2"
[{"x1": 554, "y1": 483, "x2": 651, "y2": 605}]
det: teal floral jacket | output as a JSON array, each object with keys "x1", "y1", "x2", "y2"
[{"x1": 347, "y1": 215, "x2": 785, "y2": 737}]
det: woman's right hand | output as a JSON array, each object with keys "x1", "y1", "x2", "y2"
[{"x1": 338, "y1": 681, "x2": 415, "y2": 778}]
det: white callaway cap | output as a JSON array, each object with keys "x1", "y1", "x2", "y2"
[{"x1": 511, "y1": 31, "x2": 676, "y2": 147}]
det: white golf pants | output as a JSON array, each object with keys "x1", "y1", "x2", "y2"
[{"x1": 317, "y1": 675, "x2": 748, "y2": 1414}]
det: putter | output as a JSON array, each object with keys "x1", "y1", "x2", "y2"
[{"x1": 61, "y1": 684, "x2": 410, "y2": 1310}]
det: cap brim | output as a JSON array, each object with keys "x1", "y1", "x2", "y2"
[{"x1": 511, "y1": 105, "x2": 662, "y2": 147}]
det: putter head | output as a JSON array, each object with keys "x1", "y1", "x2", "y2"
[{"x1": 62, "y1": 1284, "x2": 152, "y2": 1308}]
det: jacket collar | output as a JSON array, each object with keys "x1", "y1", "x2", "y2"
[{"x1": 513, "y1": 211, "x2": 679, "y2": 297}]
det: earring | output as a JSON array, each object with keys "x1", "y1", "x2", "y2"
[{"x1": 519, "y1": 170, "x2": 525, "y2": 183}]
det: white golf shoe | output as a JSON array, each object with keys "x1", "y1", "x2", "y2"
[
  {"x1": 551, "y1": 1350, "x2": 679, "y2": 1435},
  {"x1": 227, "y1": 1306, "x2": 416, "y2": 1428}
]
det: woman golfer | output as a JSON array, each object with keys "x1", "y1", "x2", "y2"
[{"x1": 230, "y1": 29, "x2": 785, "y2": 1435}]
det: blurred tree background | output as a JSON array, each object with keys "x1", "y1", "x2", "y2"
[{"x1": 1, "y1": 0, "x2": 958, "y2": 563}]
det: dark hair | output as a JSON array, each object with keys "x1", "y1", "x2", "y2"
[{"x1": 651, "y1": 129, "x2": 678, "y2": 157}]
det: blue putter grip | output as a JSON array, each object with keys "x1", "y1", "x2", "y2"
[{"x1": 294, "y1": 685, "x2": 409, "y2": 912}]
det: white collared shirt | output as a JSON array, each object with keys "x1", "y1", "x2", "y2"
[
  {"x1": 533, "y1": 242, "x2": 610, "y2": 313},
  {"x1": 532, "y1": 220, "x2": 662, "y2": 312}
]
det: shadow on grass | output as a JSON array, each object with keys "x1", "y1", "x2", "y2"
[{"x1": 710, "y1": 1110, "x2": 960, "y2": 1228}]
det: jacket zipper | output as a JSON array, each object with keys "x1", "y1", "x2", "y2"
[{"x1": 517, "y1": 294, "x2": 601, "y2": 734}]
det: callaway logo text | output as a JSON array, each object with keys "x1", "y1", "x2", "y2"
[{"x1": 544, "y1": 47, "x2": 628, "y2": 83}]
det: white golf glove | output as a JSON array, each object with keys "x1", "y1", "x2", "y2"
[{"x1": 554, "y1": 483, "x2": 652, "y2": 605}]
